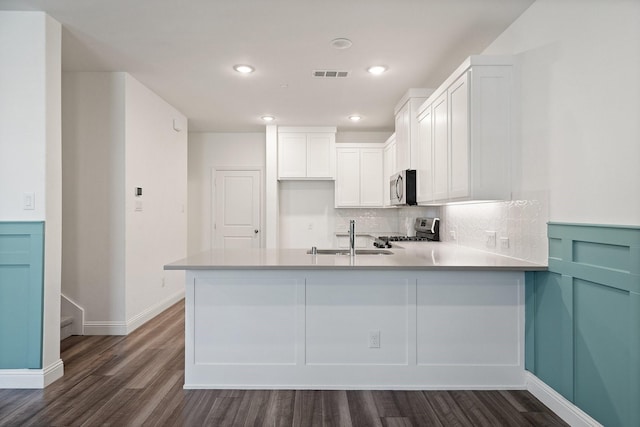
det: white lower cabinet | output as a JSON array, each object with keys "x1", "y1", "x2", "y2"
[
  {"x1": 335, "y1": 145, "x2": 384, "y2": 208},
  {"x1": 184, "y1": 269, "x2": 525, "y2": 389},
  {"x1": 416, "y1": 56, "x2": 514, "y2": 204}
]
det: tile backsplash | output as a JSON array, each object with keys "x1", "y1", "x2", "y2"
[
  {"x1": 279, "y1": 180, "x2": 548, "y2": 263},
  {"x1": 441, "y1": 194, "x2": 549, "y2": 264},
  {"x1": 335, "y1": 206, "x2": 440, "y2": 235}
]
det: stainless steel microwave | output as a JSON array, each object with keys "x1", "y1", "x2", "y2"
[{"x1": 390, "y1": 169, "x2": 417, "y2": 206}]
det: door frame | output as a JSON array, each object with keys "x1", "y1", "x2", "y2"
[{"x1": 211, "y1": 166, "x2": 265, "y2": 249}]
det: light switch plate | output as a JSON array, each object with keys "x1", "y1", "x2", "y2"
[{"x1": 23, "y1": 192, "x2": 35, "y2": 210}]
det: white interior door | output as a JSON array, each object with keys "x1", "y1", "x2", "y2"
[{"x1": 214, "y1": 170, "x2": 261, "y2": 249}]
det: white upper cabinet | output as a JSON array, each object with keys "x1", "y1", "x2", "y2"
[
  {"x1": 416, "y1": 56, "x2": 515, "y2": 204},
  {"x1": 416, "y1": 104, "x2": 434, "y2": 203},
  {"x1": 359, "y1": 149, "x2": 384, "y2": 206},
  {"x1": 431, "y1": 92, "x2": 449, "y2": 202},
  {"x1": 335, "y1": 144, "x2": 384, "y2": 208},
  {"x1": 278, "y1": 127, "x2": 336, "y2": 180},
  {"x1": 448, "y1": 72, "x2": 470, "y2": 200},
  {"x1": 335, "y1": 148, "x2": 360, "y2": 206},
  {"x1": 394, "y1": 88, "x2": 433, "y2": 172},
  {"x1": 278, "y1": 133, "x2": 307, "y2": 177},
  {"x1": 383, "y1": 134, "x2": 396, "y2": 207}
]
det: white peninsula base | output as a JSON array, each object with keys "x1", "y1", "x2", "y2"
[{"x1": 184, "y1": 269, "x2": 525, "y2": 390}]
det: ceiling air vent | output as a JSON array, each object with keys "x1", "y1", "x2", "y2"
[{"x1": 313, "y1": 70, "x2": 349, "y2": 78}]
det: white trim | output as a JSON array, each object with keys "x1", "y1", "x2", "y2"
[
  {"x1": 125, "y1": 290, "x2": 184, "y2": 334},
  {"x1": 0, "y1": 359, "x2": 64, "y2": 389},
  {"x1": 83, "y1": 291, "x2": 184, "y2": 335},
  {"x1": 526, "y1": 372, "x2": 603, "y2": 427}
]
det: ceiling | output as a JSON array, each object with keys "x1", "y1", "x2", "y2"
[{"x1": 0, "y1": 0, "x2": 535, "y2": 132}]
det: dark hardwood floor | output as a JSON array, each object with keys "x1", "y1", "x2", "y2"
[{"x1": 0, "y1": 300, "x2": 568, "y2": 426}]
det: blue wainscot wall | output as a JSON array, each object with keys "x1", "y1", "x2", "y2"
[
  {"x1": 0, "y1": 222, "x2": 44, "y2": 369},
  {"x1": 526, "y1": 222, "x2": 640, "y2": 427}
]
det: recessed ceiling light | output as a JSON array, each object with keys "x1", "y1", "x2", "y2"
[
  {"x1": 261, "y1": 115, "x2": 275, "y2": 122},
  {"x1": 330, "y1": 38, "x2": 353, "y2": 49},
  {"x1": 234, "y1": 64, "x2": 255, "y2": 74},
  {"x1": 367, "y1": 65, "x2": 387, "y2": 75},
  {"x1": 349, "y1": 115, "x2": 362, "y2": 122}
]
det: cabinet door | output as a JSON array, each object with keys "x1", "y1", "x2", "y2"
[
  {"x1": 359, "y1": 149, "x2": 384, "y2": 207},
  {"x1": 307, "y1": 133, "x2": 335, "y2": 178},
  {"x1": 432, "y1": 92, "x2": 449, "y2": 201},
  {"x1": 395, "y1": 103, "x2": 410, "y2": 171},
  {"x1": 416, "y1": 104, "x2": 434, "y2": 203},
  {"x1": 278, "y1": 133, "x2": 307, "y2": 178},
  {"x1": 383, "y1": 140, "x2": 396, "y2": 207},
  {"x1": 335, "y1": 149, "x2": 360, "y2": 207},
  {"x1": 448, "y1": 72, "x2": 470, "y2": 199}
]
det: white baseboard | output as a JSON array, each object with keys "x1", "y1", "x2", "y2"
[
  {"x1": 0, "y1": 359, "x2": 64, "y2": 389},
  {"x1": 525, "y1": 372, "x2": 602, "y2": 427},
  {"x1": 83, "y1": 290, "x2": 184, "y2": 336}
]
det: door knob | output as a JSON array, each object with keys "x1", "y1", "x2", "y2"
[{"x1": 254, "y1": 229, "x2": 259, "y2": 234}]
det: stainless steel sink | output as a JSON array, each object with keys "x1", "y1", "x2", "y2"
[{"x1": 306, "y1": 249, "x2": 393, "y2": 255}]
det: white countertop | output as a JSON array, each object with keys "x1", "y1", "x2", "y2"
[{"x1": 164, "y1": 242, "x2": 546, "y2": 271}]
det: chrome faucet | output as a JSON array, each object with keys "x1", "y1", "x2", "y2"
[{"x1": 349, "y1": 220, "x2": 355, "y2": 257}]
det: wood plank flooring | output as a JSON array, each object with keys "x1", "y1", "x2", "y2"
[{"x1": 0, "y1": 300, "x2": 568, "y2": 426}]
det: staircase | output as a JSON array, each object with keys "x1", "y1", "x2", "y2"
[
  {"x1": 60, "y1": 293, "x2": 85, "y2": 340},
  {"x1": 60, "y1": 316, "x2": 74, "y2": 340}
]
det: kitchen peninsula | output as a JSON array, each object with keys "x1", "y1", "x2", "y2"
[{"x1": 165, "y1": 243, "x2": 545, "y2": 389}]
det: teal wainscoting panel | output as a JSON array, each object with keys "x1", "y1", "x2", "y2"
[
  {"x1": 532, "y1": 271, "x2": 574, "y2": 401},
  {"x1": 574, "y1": 278, "x2": 629, "y2": 427},
  {"x1": 0, "y1": 222, "x2": 44, "y2": 369},
  {"x1": 524, "y1": 272, "x2": 535, "y2": 372},
  {"x1": 529, "y1": 222, "x2": 640, "y2": 427}
]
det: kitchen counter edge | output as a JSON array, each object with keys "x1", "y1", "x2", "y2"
[{"x1": 164, "y1": 244, "x2": 547, "y2": 272}]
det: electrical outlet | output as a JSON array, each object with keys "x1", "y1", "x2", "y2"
[
  {"x1": 500, "y1": 237, "x2": 510, "y2": 250},
  {"x1": 368, "y1": 330, "x2": 380, "y2": 348},
  {"x1": 449, "y1": 230, "x2": 456, "y2": 241},
  {"x1": 485, "y1": 231, "x2": 496, "y2": 248},
  {"x1": 161, "y1": 277, "x2": 166, "y2": 288}
]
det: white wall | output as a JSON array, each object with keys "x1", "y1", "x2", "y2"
[
  {"x1": 62, "y1": 72, "x2": 187, "y2": 331},
  {"x1": 62, "y1": 72, "x2": 126, "y2": 323},
  {"x1": 0, "y1": 13, "x2": 48, "y2": 220},
  {"x1": 0, "y1": 11, "x2": 63, "y2": 383},
  {"x1": 187, "y1": 132, "x2": 265, "y2": 255},
  {"x1": 483, "y1": 0, "x2": 640, "y2": 226},
  {"x1": 279, "y1": 181, "x2": 338, "y2": 248},
  {"x1": 123, "y1": 74, "x2": 188, "y2": 321}
]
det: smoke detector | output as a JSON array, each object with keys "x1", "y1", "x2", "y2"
[{"x1": 330, "y1": 38, "x2": 353, "y2": 49}]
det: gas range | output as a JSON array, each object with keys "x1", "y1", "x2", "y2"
[
  {"x1": 373, "y1": 217, "x2": 440, "y2": 248},
  {"x1": 373, "y1": 235, "x2": 429, "y2": 248}
]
